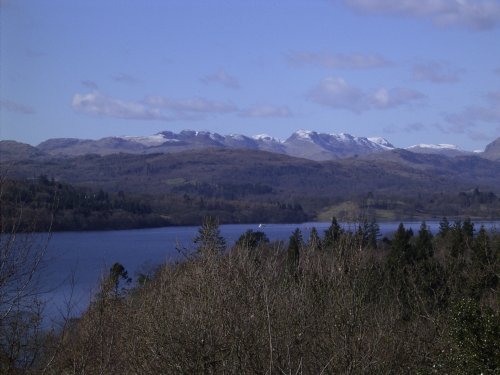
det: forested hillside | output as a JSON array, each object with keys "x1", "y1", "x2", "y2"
[
  {"x1": 2, "y1": 148, "x2": 500, "y2": 226},
  {"x1": 0, "y1": 176, "x2": 169, "y2": 231}
]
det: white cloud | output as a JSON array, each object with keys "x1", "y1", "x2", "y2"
[
  {"x1": 287, "y1": 52, "x2": 391, "y2": 69},
  {"x1": 307, "y1": 77, "x2": 424, "y2": 112},
  {"x1": 72, "y1": 91, "x2": 295, "y2": 122},
  {"x1": 200, "y1": 69, "x2": 240, "y2": 89},
  {"x1": 342, "y1": 0, "x2": 500, "y2": 30},
  {"x1": 240, "y1": 105, "x2": 292, "y2": 118},
  {"x1": 412, "y1": 61, "x2": 461, "y2": 83},
  {"x1": 72, "y1": 92, "x2": 166, "y2": 121},
  {"x1": 0, "y1": 98, "x2": 35, "y2": 114}
]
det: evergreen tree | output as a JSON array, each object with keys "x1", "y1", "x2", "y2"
[
  {"x1": 438, "y1": 217, "x2": 450, "y2": 237},
  {"x1": 414, "y1": 221, "x2": 433, "y2": 260},
  {"x1": 323, "y1": 216, "x2": 343, "y2": 250},
  {"x1": 356, "y1": 218, "x2": 379, "y2": 249},
  {"x1": 194, "y1": 216, "x2": 226, "y2": 256},
  {"x1": 386, "y1": 223, "x2": 415, "y2": 274}
]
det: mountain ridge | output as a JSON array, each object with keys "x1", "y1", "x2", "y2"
[{"x1": 2, "y1": 131, "x2": 498, "y2": 162}]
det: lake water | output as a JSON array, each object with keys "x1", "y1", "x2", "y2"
[{"x1": 31, "y1": 220, "x2": 499, "y2": 323}]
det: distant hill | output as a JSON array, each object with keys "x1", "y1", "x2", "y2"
[
  {"x1": 482, "y1": 137, "x2": 500, "y2": 161},
  {"x1": 0, "y1": 140, "x2": 46, "y2": 162},
  {"x1": 2, "y1": 146, "x2": 500, "y2": 223},
  {"x1": 3, "y1": 147, "x2": 500, "y2": 197}
]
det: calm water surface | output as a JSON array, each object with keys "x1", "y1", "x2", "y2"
[{"x1": 37, "y1": 220, "x2": 499, "y2": 322}]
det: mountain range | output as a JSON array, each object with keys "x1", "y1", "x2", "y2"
[
  {"x1": 1, "y1": 130, "x2": 500, "y2": 223},
  {"x1": 4, "y1": 129, "x2": 496, "y2": 162}
]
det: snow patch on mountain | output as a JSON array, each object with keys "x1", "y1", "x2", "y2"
[
  {"x1": 293, "y1": 129, "x2": 316, "y2": 141},
  {"x1": 407, "y1": 143, "x2": 459, "y2": 150},
  {"x1": 368, "y1": 137, "x2": 394, "y2": 149},
  {"x1": 253, "y1": 134, "x2": 280, "y2": 142},
  {"x1": 121, "y1": 134, "x2": 169, "y2": 146}
]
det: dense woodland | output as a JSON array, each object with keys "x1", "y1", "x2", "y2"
[
  {"x1": 1, "y1": 174, "x2": 500, "y2": 232},
  {"x1": 0, "y1": 176, "x2": 170, "y2": 231},
  {"x1": 0, "y1": 176, "x2": 310, "y2": 230},
  {"x1": 1, "y1": 215, "x2": 498, "y2": 374}
]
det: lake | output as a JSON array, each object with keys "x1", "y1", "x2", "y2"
[{"x1": 32, "y1": 220, "x2": 499, "y2": 323}]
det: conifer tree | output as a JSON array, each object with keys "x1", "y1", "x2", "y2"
[
  {"x1": 323, "y1": 216, "x2": 343, "y2": 250},
  {"x1": 194, "y1": 216, "x2": 226, "y2": 256},
  {"x1": 414, "y1": 221, "x2": 433, "y2": 261}
]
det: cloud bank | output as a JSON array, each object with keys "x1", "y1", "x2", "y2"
[
  {"x1": 307, "y1": 77, "x2": 425, "y2": 112},
  {"x1": 72, "y1": 92, "x2": 291, "y2": 121},
  {"x1": 72, "y1": 92, "x2": 167, "y2": 121},
  {"x1": 144, "y1": 96, "x2": 238, "y2": 115},
  {"x1": 342, "y1": 0, "x2": 500, "y2": 30}
]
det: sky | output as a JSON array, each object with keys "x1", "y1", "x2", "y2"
[{"x1": 1, "y1": 0, "x2": 500, "y2": 151}]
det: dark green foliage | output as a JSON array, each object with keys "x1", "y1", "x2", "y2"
[
  {"x1": 438, "y1": 216, "x2": 451, "y2": 237},
  {"x1": 323, "y1": 216, "x2": 343, "y2": 249},
  {"x1": 414, "y1": 221, "x2": 434, "y2": 260},
  {"x1": 387, "y1": 223, "x2": 414, "y2": 268},
  {"x1": 235, "y1": 230, "x2": 269, "y2": 250},
  {"x1": 356, "y1": 218, "x2": 380, "y2": 249},
  {"x1": 0, "y1": 177, "x2": 169, "y2": 231}
]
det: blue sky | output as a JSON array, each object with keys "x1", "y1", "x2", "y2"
[{"x1": 1, "y1": 0, "x2": 500, "y2": 150}]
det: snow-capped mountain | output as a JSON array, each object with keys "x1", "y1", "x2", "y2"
[
  {"x1": 405, "y1": 143, "x2": 470, "y2": 157},
  {"x1": 34, "y1": 129, "x2": 484, "y2": 161},
  {"x1": 36, "y1": 129, "x2": 395, "y2": 160},
  {"x1": 282, "y1": 130, "x2": 394, "y2": 160}
]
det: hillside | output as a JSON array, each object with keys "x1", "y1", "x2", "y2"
[
  {"x1": 2, "y1": 147, "x2": 500, "y2": 223},
  {"x1": 0, "y1": 140, "x2": 46, "y2": 162}
]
